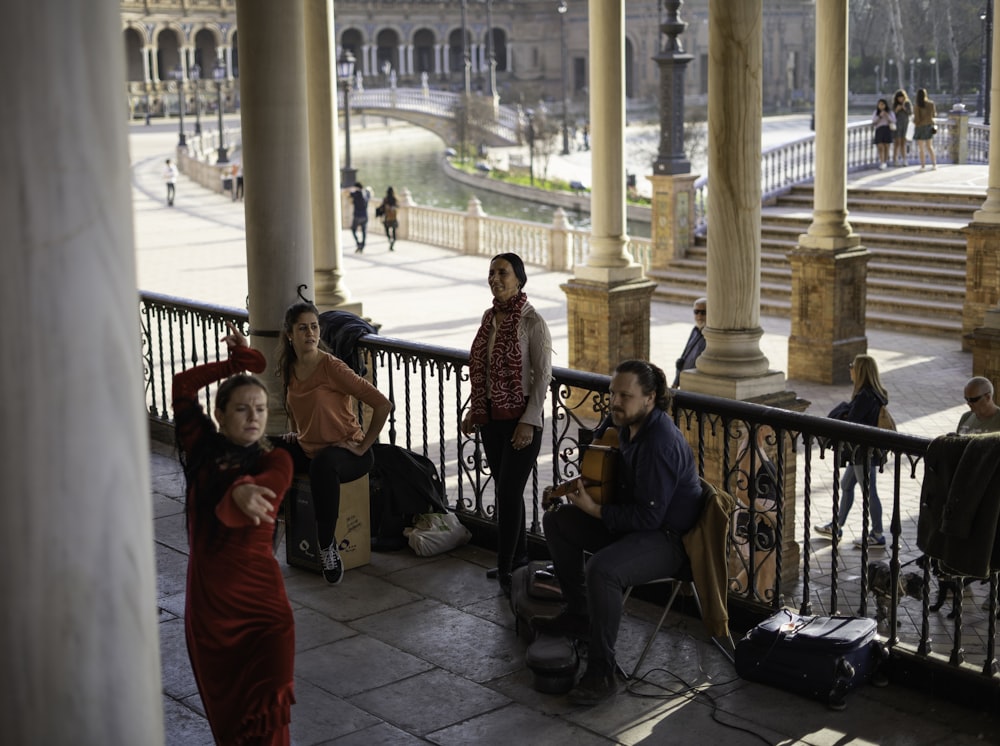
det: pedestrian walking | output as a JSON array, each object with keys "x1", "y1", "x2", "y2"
[
  {"x1": 375, "y1": 186, "x2": 399, "y2": 251},
  {"x1": 350, "y1": 182, "x2": 369, "y2": 253},
  {"x1": 164, "y1": 158, "x2": 178, "y2": 206}
]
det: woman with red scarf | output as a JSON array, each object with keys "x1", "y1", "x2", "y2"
[{"x1": 462, "y1": 253, "x2": 552, "y2": 595}]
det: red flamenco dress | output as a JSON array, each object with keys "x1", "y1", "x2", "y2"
[{"x1": 173, "y1": 347, "x2": 295, "y2": 745}]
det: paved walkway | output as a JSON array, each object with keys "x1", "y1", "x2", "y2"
[{"x1": 133, "y1": 124, "x2": 1000, "y2": 743}]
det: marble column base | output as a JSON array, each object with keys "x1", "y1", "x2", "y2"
[
  {"x1": 787, "y1": 245, "x2": 870, "y2": 384},
  {"x1": 561, "y1": 278, "x2": 656, "y2": 375}
]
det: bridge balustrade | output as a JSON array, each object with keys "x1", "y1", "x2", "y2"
[{"x1": 140, "y1": 290, "x2": 1000, "y2": 700}]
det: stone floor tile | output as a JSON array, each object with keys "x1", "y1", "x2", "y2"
[
  {"x1": 426, "y1": 701, "x2": 616, "y2": 746},
  {"x1": 294, "y1": 635, "x2": 434, "y2": 699},
  {"x1": 356, "y1": 598, "x2": 523, "y2": 683},
  {"x1": 282, "y1": 568, "x2": 423, "y2": 622},
  {"x1": 289, "y1": 677, "x2": 381, "y2": 745},
  {"x1": 347, "y1": 668, "x2": 510, "y2": 736},
  {"x1": 294, "y1": 606, "x2": 358, "y2": 653},
  {"x1": 162, "y1": 695, "x2": 214, "y2": 746}
]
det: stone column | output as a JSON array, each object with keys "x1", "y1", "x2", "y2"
[
  {"x1": 786, "y1": 0, "x2": 867, "y2": 386},
  {"x1": 684, "y1": 0, "x2": 784, "y2": 399},
  {"x1": 3, "y1": 1, "x2": 163, "y2": 741},
  {"x1": 967, "y1": 19, "x2": 1000, "y2": 357},
  {"x1": 675, "y1": 2, "x2": 804, "y2": 583},
  {"x1": 237, "y1": 0, "x2": 315, "y2": 421},
  {"x1": 562, "y1": 0, "x2": 655, "y2": 376},
  {"x1": 304, "y1": 0, "x2": 358, "y2": 313}
]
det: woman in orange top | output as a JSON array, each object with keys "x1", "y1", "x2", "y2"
[{"x1": 275, "y1": 301, "x2": 392, "y2": 584}]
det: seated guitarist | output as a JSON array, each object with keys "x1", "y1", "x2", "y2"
[{"x1": 535, "y1": 359, "x2": 703, "y2": 705}]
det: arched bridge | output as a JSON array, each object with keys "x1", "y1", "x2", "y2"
[{"x1": 348, "y1": 88, "x2": 522, "y2": 147}]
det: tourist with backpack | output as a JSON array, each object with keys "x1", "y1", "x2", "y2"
[{"x1": 815, "y1": 354, "x2": 890, "y2": 548}]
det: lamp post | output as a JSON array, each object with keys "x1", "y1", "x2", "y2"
[
  {"x1": 172, "y1": 65, "x2": 186, "y2": 147},
  {"x1": 213, "y1": 61, "x2": 228, "y2": 164},
  {"x1": 460, "y1": 0, "x2": 471, "y2": 98},
  {"x1": 558, "y1": 0, "x2": 570, "y2": 155},
  {"x1": 887, "y1": 58, "x2": 895, "y2": 91},
  {"x1": 909, "y1": 57, "x2": 921, "y2": 93},
  {"x1": 190, "y1": 64, "x2": 202, "y2": 136},
  {"x1": 983, "y1": 1, "x2": 994, "y2": 124},
  {"x1": 485, "y1": 0, "x2": 497, "y2": 101},
  {"x1": 525, "y1": 109, "x2": 535, "y2": 186},
  {"x1": 338, "y1": 49, "x2": 357, "y2": 188},
  {"x1": 874, "y1": 64, "x2": 880, "y2": 95},
  {"x1": 929, "y1": 57, "x2": 937, "y2": 92}
]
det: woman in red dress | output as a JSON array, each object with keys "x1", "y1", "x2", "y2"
[{"x1": 173, "y1": 322, "x2": 295, "y2": 745}]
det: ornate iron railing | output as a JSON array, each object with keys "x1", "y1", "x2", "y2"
[{"x1": 140, "y1": 291, "x2": 1000, "y2": 692}]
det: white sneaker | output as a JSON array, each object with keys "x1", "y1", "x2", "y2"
[{"x1": 879, "y1": 162, "x2": 887, "y2": 170}]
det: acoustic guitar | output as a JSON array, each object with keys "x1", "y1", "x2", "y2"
[{"x1": 542, "y1": 427, "x2": 620, "y2": 510}]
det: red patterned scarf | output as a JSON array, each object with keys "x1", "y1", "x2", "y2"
[{"x1": 468, "y1": 292, "x2": 527, "y2": 423}]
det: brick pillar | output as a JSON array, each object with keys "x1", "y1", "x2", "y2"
[
  {"x1": 787, "y1": 247, "x2": 869, "y2": 384},
  {"x1": 562, "y1": 279, "x2": 656, "y2": 375},
  {"x1": 965, "y1": 221, "x2": 1000, "y2": 353},
  {"x1": 648, "y1": 173, "x2": 698, "y2": 270},
  {"x1": 971, "y1": 317, "x2": 1000, "y2": 393}
]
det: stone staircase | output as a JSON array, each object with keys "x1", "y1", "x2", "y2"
[{"x1": 650, "y1": 184, "x2": 984, "y2": 336}]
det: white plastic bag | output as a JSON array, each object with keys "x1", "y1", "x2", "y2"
[{"x1": 404, "y1": 512, "x2": 472, "y2": 557}]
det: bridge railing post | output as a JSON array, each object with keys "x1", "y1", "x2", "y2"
[
  {"x1": 397, "y1": 187, "x2": 414, "y2": 241},
  {"x1": 465, "y1": 195, "x2": 484, "y2": 257},
  {"x1": 549, "y1": 208, "x2": 571, "y2": 272}
]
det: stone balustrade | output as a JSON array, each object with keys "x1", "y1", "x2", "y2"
[{"x1": 343, "y1": 187, "x2": 652, "y2": 273}]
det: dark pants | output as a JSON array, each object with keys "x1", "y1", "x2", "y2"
[
  {"x1": 479, "y1": 418, "x2": 541, "y2": 576},
  {"x1": 166, "y1": 183, "x2": 175, "y2": 205},
  {"x1": 273, "y1": 439, "x2": 373, "y2": 548},
  {"x1": 543, "y1": 506, "x2": 689, "y2": 673},
  {"x1": 351, "y1": 216, "x2": 368, "y2": 249},
  {"x1": 384, "y1": 220, "x2": 397, "y2": 246}
]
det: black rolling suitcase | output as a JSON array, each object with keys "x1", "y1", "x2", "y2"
[{"x1": 735, "y1": 610, "x2": 888, "y2": 710}]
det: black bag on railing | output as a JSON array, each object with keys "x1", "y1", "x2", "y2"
[{"x1": 735, "y1": 609, "x2": 888, "y2": 710}]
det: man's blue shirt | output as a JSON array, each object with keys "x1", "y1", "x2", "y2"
[{"x1": 601, "y1": 408, "x2": 702, "y2": 535}]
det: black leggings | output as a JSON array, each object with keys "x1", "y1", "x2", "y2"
[
  {"x1": 479, "y1": 418, "x2": 542, "y2": 575},
  {"x1": 273, "y1": 439, "x2": 373, "y2": 548}
]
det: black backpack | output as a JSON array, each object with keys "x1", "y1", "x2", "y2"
[{"x1": 369, "y1": 444, "x2": 449, "y2": 550}]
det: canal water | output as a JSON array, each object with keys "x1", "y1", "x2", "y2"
[{"x1": 348, "y1": 121, "x2": 653, "y2": 237}]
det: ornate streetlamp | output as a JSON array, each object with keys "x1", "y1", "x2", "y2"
[
  {"x1": 190, "y1": 64, "x2": 202, "y2": 136},
  {"x1": 485, "y1": 0, "x2": 497, "y2": 101},
  {"x1": 981, "y1": 2, "x2": 994, "y2": 124},
  {"x1": 558, "y1": 1, "x2": 570, "y2": 155},
  {"x1": 172, "y1": 64, "x2": 186, "y2": 148},
  {"x1": 653, "y1": 0, "x2": 692, "y2": 175},
  {"x1": 213, "y1": 60, "x2": 228, "y2": 164},
  {"x1": 338, "y1": 49, "x2": 357, "y2": 187}
]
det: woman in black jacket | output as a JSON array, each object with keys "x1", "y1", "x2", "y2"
[{"x1": 815, "y1": 354, "x2": 889, "y2": 548}]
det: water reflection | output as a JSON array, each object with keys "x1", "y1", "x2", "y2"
[{"x1": 350, "y1": 122, "x2": 650, "y2": 238}]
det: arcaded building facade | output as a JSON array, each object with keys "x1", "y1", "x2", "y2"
[{"x1": 121, "y1": 0, "x2": 815, "y2": 119}]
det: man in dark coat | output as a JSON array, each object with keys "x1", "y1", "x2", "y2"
[{"x1": 672, "y1": 297, "x2": 706, "y2": 388}]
